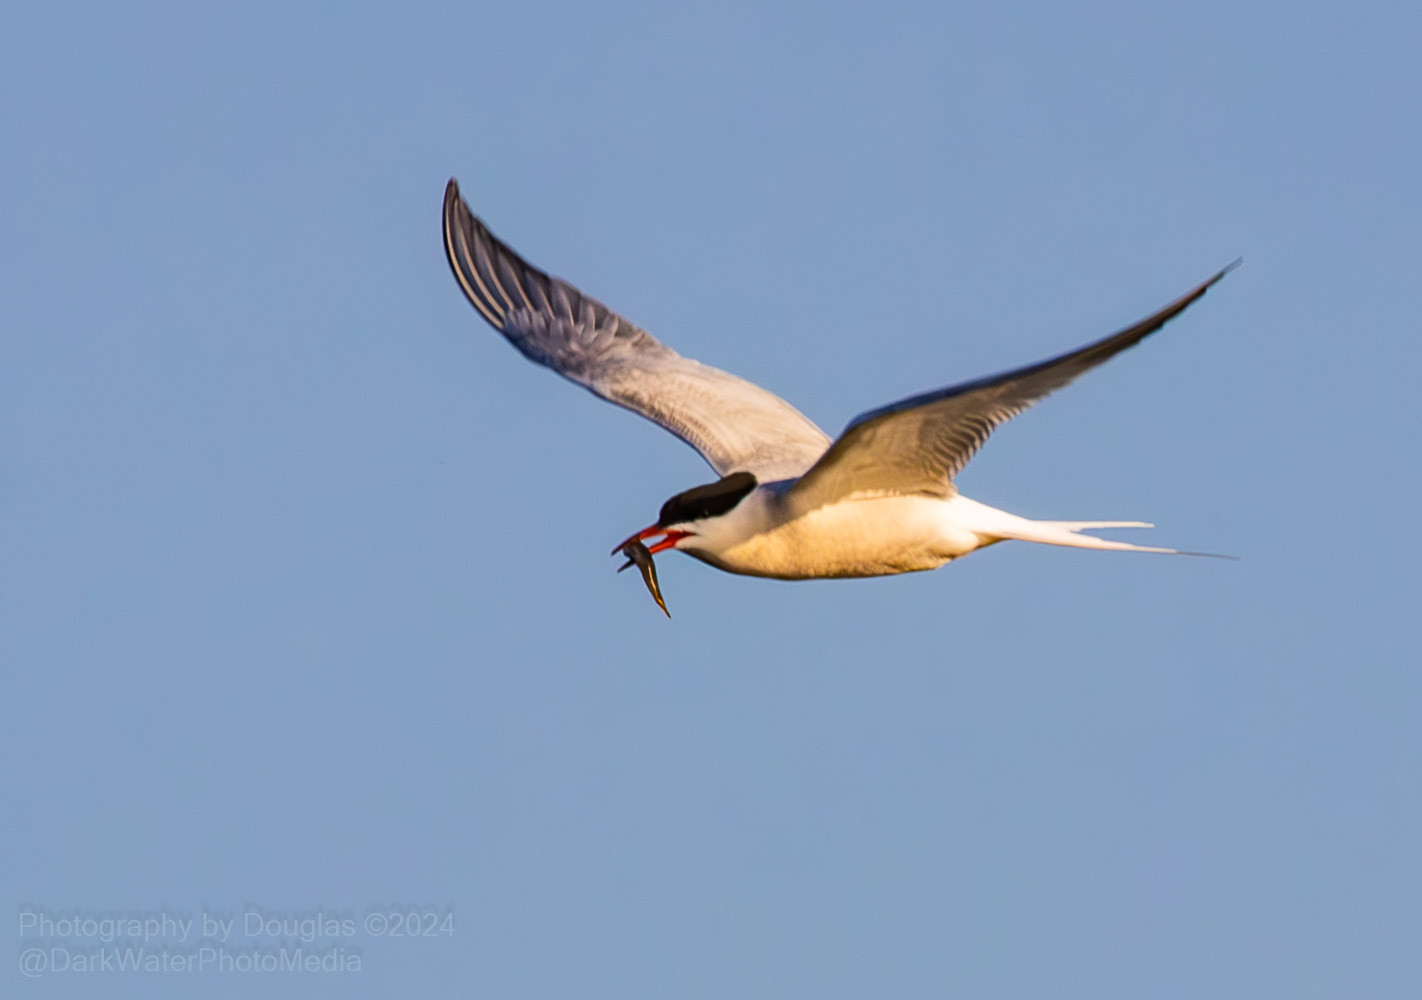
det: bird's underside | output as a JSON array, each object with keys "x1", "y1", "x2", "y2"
[{"x1": 441, "y1": 178, "x2": 1236, "y2": 614}]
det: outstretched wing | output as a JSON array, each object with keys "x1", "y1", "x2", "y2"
[
  {"x1": 442, "y1": 179, "x2": 831, "y2": 480},
  {"x1": 785, "y1": 263, "x2": 1238, "y2": 511}
]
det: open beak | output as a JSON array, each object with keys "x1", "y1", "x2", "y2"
[{"x1": 610, "y1": 524, "x2": 692, "y2": 557}]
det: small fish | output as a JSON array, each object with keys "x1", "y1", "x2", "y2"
[{"x1": 616, "y1": 538, "x2": 671, "y2": 617}]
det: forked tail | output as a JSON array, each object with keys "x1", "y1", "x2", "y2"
[
  {"x1": 1000, "y1": 519, "x2": 1233, "y2": 559},
  {"x1": 945, "y1": 496, "x2": 1235, "y2": 559}
]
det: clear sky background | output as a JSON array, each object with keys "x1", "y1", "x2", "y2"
[{"x1": 3, "y1": 2, "x2": 1419, "y2": 997}]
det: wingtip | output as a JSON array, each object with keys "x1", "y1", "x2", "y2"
[
  {"x1": 1211, "y1": 257, "x2": 1243, "y2": 284},
  {"x1": 1183, "y1": 258, "x2": 1241, "y2": 301}
]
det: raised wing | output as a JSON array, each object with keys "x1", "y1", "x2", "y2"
[
  {"x1": 442, "y1": 179, "x2": 831, "y2": 480},
  {"x1": 786, "y1": 263, "x2": 1238, "y2": 511}
]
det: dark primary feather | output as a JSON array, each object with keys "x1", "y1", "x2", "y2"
[
  {"x1": 786, "y1": 262, "x2": 1239, "y2": 511},
  {"x1": 442, "y1": 179, "x2": 668, "y2": 371},
  {"x1": 441, "y1": 179, "x2": 831, "y2": 478}
]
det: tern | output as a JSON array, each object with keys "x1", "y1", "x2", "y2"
[{"x1": 442, "y1": 179, "x2": 1235, "y2": 613}]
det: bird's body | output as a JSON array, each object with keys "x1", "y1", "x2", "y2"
[
  {"x1": 680, "y1": 488, "x2": 970, "y2": 579},
  {"x1": 440, "y1": 178, "x2": 1235, "y2": 610},
  {"x1": 680, "y1": 490, "x2": 1162, "y2": 580}
]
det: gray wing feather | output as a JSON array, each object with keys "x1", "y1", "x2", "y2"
[
  {"x1": 442, "y1": 179, "x2": 830, "y2": 479},
  {"x1": 786, "y1": 262, "x2": 1238, "y2": 511}
]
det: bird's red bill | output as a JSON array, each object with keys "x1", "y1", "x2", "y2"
[{"x1": 612, "y1": 525, "x2": 691, "y2": 557}]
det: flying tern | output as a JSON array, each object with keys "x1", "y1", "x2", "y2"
[{"x1": 442, "y1": 179, "x2": 1235, "y2": 614}]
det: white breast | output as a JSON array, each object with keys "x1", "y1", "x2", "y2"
[{"x1": 683, "y1": 491, "x2": 987, "y2": 580}]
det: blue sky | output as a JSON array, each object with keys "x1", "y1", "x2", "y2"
[{"x1": 3, "y1": 1, "x2": 1420, "y2": 997}]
